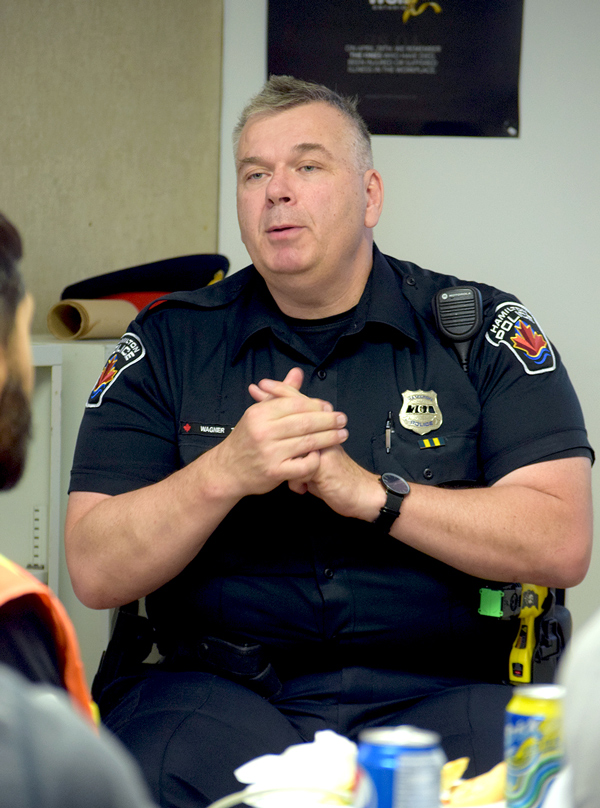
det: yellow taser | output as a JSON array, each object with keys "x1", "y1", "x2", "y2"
[{"x1": 509, "y1": 584, "x2": 548, "y2": 685}]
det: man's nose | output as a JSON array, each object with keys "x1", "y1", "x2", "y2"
[{"x1": 266, "y1": 169, "x2": 293, "y2": 206}]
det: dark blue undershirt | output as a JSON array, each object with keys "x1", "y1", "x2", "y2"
[{"x1": 282, "y1": 307, "x2": 357, "y2": 364}]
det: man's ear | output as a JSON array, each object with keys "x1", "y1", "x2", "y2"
[{"x1": 364, "y1": 169, "x2": 384, "y2": 230}]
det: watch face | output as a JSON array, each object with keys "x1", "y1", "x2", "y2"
[{"x1": 381, "y1": 472, "x2": 411, "y2": 496}]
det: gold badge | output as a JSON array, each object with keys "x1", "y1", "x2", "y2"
[{"x1": 400, "y1": 390, "x2": 443, "y2": 436}]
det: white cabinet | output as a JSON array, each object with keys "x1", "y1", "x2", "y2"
[
  {"x1": 0, "y1": 343, "x2": 62, "y2": 592},
  {"x1": 0, "y1": 336, "x2": 119, "y2": 685},
  {"x1": 52, "y1": 337, "x2": 118, "y2": 685}
]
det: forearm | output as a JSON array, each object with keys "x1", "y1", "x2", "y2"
[
  {"x1": 309, "y1": 453, "x2": 592, "y2": 589},
  {"x1": 388, "y1": 472, "x2": 591, "y2": 587},
  {"x1": 66, "y1": 451, "x2": 241, "y2": 610}
]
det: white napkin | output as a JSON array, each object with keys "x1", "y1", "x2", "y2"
[{"x1": 233, "y1": 730, "x2": 357, "y2": 807}]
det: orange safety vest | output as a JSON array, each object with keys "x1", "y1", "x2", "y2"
[{"x1": 0, "y1": 553, "x2": 95, "y2": 724}]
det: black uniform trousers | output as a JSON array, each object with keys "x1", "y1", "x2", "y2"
[{"x1": 101, "y1": 666, "x2": 513, "y2": 808}]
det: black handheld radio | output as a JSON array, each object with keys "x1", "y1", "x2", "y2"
[{"x1": 433, "y1": 286, "x2": 483, "y2": 372}]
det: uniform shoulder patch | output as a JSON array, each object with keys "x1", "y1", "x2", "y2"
[
  {"x1": 86, "y1": 332, "x2": 146, "y2": 408},
  {"x1": 485, "y1": 301, "x2": 555, "y2": 374}
]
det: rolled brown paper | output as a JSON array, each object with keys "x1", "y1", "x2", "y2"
[{"x1": 47, "y1": 298, "x2": 139, "y2": 340}]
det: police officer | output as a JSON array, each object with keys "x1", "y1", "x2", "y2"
[{"x1": 65, "y1": 76, "x2": 593, "y2": 808}]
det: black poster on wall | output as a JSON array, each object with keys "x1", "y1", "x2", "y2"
[{"x1": 268, "y1": 0, "x2": 523, "y2": 137}]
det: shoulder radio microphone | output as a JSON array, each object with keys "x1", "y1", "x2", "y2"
[{"x1": 433, "y1": 286, "x2": 483, "y2": 372}]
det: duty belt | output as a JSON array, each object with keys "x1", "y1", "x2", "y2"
[{"x1": 169, "y1": 636, "x2": 283, "y2": 699}]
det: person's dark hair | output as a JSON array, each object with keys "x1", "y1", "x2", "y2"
[
  {"x1": 233, "y1": 75, "x2": 373, "y2": 173},
  {"x1": 0, "y1": 212, "x2": 26, "y2": 347},
  {"x1": 0, "y1": 212, "x2": 30, "y2": 490}
]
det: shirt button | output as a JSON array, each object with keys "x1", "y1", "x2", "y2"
[
  {"x1": 317, "y1": 370, "x2": 327, "y2": 380},
  {"x1": 423, "y1": 468, "x2": 434, "y2": 480},
  {"x1": 324, "y1": 568, "x2": 334, "y2": 579}
]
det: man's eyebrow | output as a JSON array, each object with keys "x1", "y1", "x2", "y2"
[
  {"x1": 237, "y1": 156, "x2": 262, "y2": 168},
  {"x1": 293, "y1": 142, "x2": 334, "y2": 159},
  {"x1": 236, "y1": 142, "x2": 334, "y2": 171}
]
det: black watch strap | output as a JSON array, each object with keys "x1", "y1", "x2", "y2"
[{"x1": 372, "y1": 473, "x2": 410, "y2": 533}]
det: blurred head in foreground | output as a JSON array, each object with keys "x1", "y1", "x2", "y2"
[{"x1": 0, "y1": 211, "x2": 34, "y2": 490}]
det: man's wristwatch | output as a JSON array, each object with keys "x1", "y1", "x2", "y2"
[{"x1": 372, "y1": 472, "x2": 411, "y2": 533}]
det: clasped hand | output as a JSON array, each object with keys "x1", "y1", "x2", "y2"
[{"x1": 239, "y1": 367, "x2": 382, "y2": 521}]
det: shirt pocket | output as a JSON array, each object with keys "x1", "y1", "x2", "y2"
[{"x1": 371, "y1": 430, "x2": 482, "y2": 487}]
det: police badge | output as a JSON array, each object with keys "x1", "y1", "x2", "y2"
[{"x1": 400, "y1": 390, "x2": 443, "y2": 436}]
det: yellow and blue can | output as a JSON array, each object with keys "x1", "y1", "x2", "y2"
[{"x1": 504, "y1": 684, "x2": 564, "y2": 808}]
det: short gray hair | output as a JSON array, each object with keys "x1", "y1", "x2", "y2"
[{"x1": 233, "y1": 75, "x2": 373, "y2": 173}]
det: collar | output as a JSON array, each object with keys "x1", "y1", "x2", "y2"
[
  {"x1": 232, "y1": 245, "x2": 420, "y2": 362},
  {"x1": 353, "y1": 245, "x2": 419, "y2": 343}
]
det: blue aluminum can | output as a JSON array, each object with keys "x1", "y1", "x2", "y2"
[{"x1": 354, "y1": 725, "x2": 446, "y2": 808}]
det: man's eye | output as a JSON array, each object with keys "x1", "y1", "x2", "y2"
[
  {"x1": 300, "y1": 165, "x2": 318, "y2": 173},
  {"x1": 247, "y1": 171, "x2": 265, "y2": 181}
]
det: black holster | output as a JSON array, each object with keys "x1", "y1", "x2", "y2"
[
  {"x1": 92, "y1": 602, "x2": 282, "y2": 704},
  {"x1": 166, "y1": 636, "x2": 282, "y2": 699},
  {"x1": 92, "y1": 601, "x2": 155, "y2": 703}
]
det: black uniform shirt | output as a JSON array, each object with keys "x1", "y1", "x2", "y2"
[{"x1": 70, "y1": 247, "x2": 593, "y2": 682}]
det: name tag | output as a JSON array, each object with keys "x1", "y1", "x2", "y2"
[{"x1": 179, "y1": 422, "x2": 234, "y2": 436}]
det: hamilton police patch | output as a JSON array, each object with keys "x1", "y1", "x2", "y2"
[
  {"x1": 485, "y1": 301, "x2": 556, "y2": 374},
  {"x1": 86, "y1": 332, "x2": 146, "y2": 408}
]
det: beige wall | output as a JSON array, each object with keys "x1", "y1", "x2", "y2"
[{"x1": 1, "y1": 0, "x2": 223, "y2": 333}]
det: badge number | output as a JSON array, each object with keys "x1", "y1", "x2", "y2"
[{"x1": 400, "y1": 389, "x2": 443, "y2": 436}]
